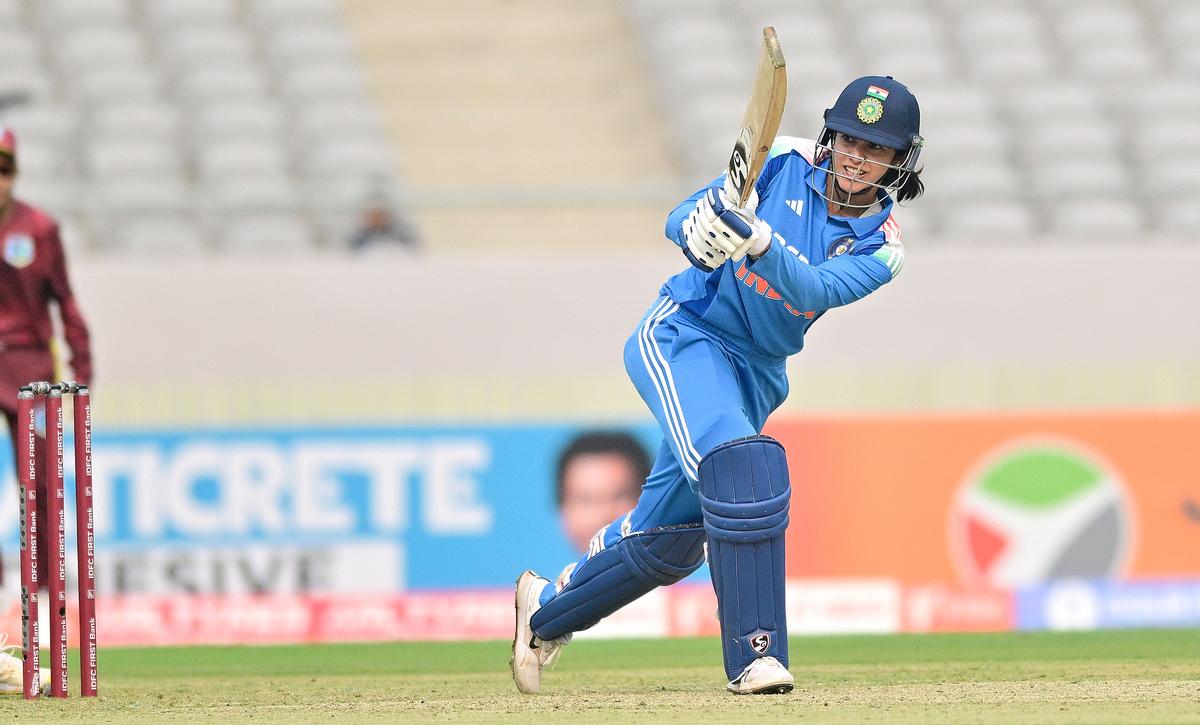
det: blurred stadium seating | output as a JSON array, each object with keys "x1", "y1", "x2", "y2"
[
  {"x1": 0, "y1": 0, "x2": 392, "y2": 254},
  {"x1": 4, "y1": 0, "x2": 1189, "y2": 255},
  {"x1": 626, "y1": 0, "x2": 1198, "y2": 240}
]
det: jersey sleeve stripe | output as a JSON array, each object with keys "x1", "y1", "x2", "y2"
[
  {"x1": 881, "y1": 215, "x2": 901, "y2": 243},
  {"x1": 768, "y1": 136, "x2": 816, "y2": 163},
  {"x1": 870, "y1": 239, "x2": 905, "y2": 278}
]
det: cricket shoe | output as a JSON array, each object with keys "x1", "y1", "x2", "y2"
[
  {"x1": 727, "y1": 656, "x2": 794, "y2": 695},
  {"x1": 0, "y1": 633, "x2": 47, "y2": 695},
  {"x1": 510, "y1": 570, "x2": 570, "y2": 694}
]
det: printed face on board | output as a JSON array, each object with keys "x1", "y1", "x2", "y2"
[{"x1": 559, "y1": 453, "x2": 641, "y2": 552}]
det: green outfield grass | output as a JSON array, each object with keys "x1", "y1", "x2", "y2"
[{"x1": 2, "y1": 630, "x2": 1198, "y2": 723}]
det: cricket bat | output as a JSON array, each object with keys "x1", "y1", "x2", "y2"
[{"x1": 726, "y1": 28, "x2": 787, "y2": 207}]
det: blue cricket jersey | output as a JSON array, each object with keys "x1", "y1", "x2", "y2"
[{"x1": 662, "y1": 136, "x2": 906, "y2": 358}]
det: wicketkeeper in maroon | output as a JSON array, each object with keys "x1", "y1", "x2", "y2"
[{"x1": 0, "y1": 126, "x2": 92, "y2": 594}]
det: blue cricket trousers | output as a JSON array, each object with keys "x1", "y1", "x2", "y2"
[{"x1": 553, "y1": 295, "x2": 789, "y2": 581}]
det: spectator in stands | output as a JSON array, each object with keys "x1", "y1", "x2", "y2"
[
  {"x1": 555, "y1": 431, "x2": 649, "y2": 553},
  {"x1": 348, "y1": 189, "x2": 419, "y2": 252},
  {"x1": 0, "y1": 125, "x2": 91, "y2": 694}
]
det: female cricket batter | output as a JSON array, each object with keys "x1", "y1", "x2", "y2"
[{"x1": 513, "y1": 76, "x2": 924, "y2": 695}]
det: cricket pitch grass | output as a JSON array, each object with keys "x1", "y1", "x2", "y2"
[{"x1": 1, "y1": 629, "x2": 1197, "y2": 723}]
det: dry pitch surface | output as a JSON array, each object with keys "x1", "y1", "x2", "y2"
[{"x1": 1, "y1": 629, "x2": 1197, "y2": 723}]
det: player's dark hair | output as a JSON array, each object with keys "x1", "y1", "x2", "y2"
[
  {"x1": 879, "y1": 160, "x2": 925, "y2": 204},
  {"x1": 894, "y1": 167, "x2": 924, "y2": 203},
  {"x1": 555, "y1": 431, "x2": 651, "y2": 507}
]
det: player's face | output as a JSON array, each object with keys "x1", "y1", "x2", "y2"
[
  {"x1": 830, "y1": 133, "x2": 897, "y2": 196},
  {"x1": 559, "y1": 453, "x2": 641, "y2": 552},
  {"x1": 0, "y1": 154, "x2": 14, "y2": 209}
]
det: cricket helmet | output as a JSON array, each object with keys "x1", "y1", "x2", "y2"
[{"x1": 811, "y1": 76, "x2": 924, "y2": 207}]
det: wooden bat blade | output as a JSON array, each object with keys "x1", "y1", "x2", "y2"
[{"x1": 727, "y1": 27, "x2": 787, "y2": 206}]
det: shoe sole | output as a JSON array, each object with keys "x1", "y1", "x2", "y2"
[
  {"x1": 510, "y1": 570, "x2": 537, "y2": 694},
  {"x1": 728, "y1": 681, "x2": 794, "y2": 695},
  {"x1": 509, "y1": 570, "x2": 524, "y2": 676},
  {"x1": 752, "y1": 682, "x2": 794, "y2": 695}
]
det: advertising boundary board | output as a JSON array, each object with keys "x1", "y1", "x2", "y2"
[{"x1": 0, "y1": 411, "x2": 1193, "y2": 644}]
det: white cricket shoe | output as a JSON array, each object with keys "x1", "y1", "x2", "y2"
[
  {"x1": 727, "y1": 655, "x2": 794, "y2": 695},
  {"x1": 510, "y1": 570, "x2": 570, "y2": 694},
  {"x1": 0, "y1": 633, "x2": 46, "y2": 695}
]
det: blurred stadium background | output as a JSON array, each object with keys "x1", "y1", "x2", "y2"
[{"x1": 0, "y1": 0, "x2": 1195, "y2": 647}]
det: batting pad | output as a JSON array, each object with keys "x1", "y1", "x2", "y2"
[
  {"x1": 530, "y1": 524, "x2": 706, "y2": 641},
  {"x1": 698, "y1": 435, "x2": 791, "y2": 681}
]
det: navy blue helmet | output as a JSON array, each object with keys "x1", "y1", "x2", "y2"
[{"x1": 811, "y1": 75, "x2": 925, "y2": 207}]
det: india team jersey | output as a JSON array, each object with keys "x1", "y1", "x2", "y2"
[{"x1": 662, "y1": 136, "x2": 905, "y2": 358}]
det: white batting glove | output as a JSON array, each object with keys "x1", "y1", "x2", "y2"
[
  {"x1": 697, "y1": 188, "x2": 772, "y2": 261},
  {"x1": 726, "y1": 209, "x2": 771, "y2": 261},
  {"x1": 682, "y1": 193, "x2": 732, "y2": 271},
  {"x1": 718, "y1": 177, "x2": 770, "y2": 259}
]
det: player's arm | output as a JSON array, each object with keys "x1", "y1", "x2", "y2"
[
  {"x1": 748, "y1": 234, "x2": 903, "y2": 310},
  {"x1": 44, "y1": 223, "x2": 93, "y2": 384}
]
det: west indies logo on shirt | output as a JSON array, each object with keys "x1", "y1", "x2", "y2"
[{"x1": 3, "y1": 233, "x2": 34, "y2": 269}]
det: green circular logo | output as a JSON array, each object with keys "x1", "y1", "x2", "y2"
[
  {"x1": 856, "y1": 97, "x2": 883, "y2": 124},
  {"x1": 949, "y1": 439, "x2": 1133, "y2": 587}
]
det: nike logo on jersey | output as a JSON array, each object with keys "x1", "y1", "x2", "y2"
[{"x1": 785, "y1": 199, "x2": 803, "y2": 215}]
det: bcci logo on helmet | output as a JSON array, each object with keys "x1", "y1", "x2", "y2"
[
  {"x1": 948, "y1": 438, "x2": 1133, "y2": 587},
  {"x1": 856, "y1": 96, "x2": 884, "y2": 124}
]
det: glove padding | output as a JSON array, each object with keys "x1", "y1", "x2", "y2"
[{"x1": 682, "y1": 187, "x2": 772, "y2": 271}]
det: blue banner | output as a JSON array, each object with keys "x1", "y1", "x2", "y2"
[
  {"x1": 0, "y1": 423, "x2": 667, "y2": 593},
  {"x1": 1016, "y1": 578, "x2": 1200, "y2": 630}
]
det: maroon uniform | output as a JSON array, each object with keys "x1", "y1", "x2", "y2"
[
  {"x1": 0, "y1": 127, "x2": 92, "y2": 590},
  {"x1": 0, "y1": 195, "x2": 91, "y2": 405},
  {"x1": 0, "y1": 199, "x2": 92, "y2": 414}
]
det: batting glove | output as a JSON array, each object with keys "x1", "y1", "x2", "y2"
[
  {"x1": 682, "y1": 190, "x2": 732, "y2": 271},
  {"x1": 693, "y1": 187, "x2": 772, "y2": 264}
]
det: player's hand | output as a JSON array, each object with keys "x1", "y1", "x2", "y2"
[
  {"x1": 698, "y1": 188, "x2": 772, "y2": 261},
  {"x1": 726, "y1": 207, "x2": 771, "y2": 262},
  {"x1": 718, "y1": 179, "x2": 771, "y2": 259},
  {"x1": 682, "y1": 191, "x2": 733, "y2": 271}
]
